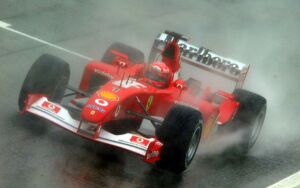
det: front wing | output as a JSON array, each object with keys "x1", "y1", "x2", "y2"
[{"x1": 24, "y1": 95, "x2": 162, "y2": 162}]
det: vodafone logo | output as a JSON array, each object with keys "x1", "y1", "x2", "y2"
[
  {"x1": 136, "y1": 137, "x2": 144, "y2": 143},
  {"x1": 130, "y1": 135, "x2": 150, "y2": 147},
  {"x1": 41, "y1": 101, "x2": 61, "y2": 113},
  {"x1": 48, "y1": 104, "x2": 56, "y2": 110},
  {"x1": 95, "y1": 99, "x2": 108, "y2": 107}
]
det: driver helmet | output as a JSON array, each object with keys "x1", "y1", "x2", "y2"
[{"x1": 144, "y1": 61, "x2": 172, "y2": 88}]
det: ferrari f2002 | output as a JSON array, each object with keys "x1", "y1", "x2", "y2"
[{"x1": 18, "y1": 31, "x2": 266, "y2": 173}]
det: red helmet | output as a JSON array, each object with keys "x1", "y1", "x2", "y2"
[{"x1": 144, "y1": 62, "x2": 172, "y2": 88}]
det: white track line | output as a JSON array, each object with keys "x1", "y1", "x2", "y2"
[
  {"x1": 267, "y1": 170, "x2": 300, "y2": 188},
  {"x1": 0, "y1": 20, "x2": 93, "y2": 61}
]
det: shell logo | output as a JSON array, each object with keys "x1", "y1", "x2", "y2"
[{"x1": 98, "y1": 90, "x2": 119, "y2": 101}]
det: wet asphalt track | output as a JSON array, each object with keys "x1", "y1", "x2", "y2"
[{"x1": 1, "y1": 1, "x2": 300, "y2": 187}]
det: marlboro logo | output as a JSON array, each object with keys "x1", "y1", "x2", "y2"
[{"x1": 158, "y1": 33, "x2": 242, "y2": 76}]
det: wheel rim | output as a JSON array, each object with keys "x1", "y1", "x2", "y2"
[
  {"x1": 249, "y1": 109, "x2": 266, "y2": 147},
  {"x1": 185, "y1": 125, "x2": 201, "y2": 167}
]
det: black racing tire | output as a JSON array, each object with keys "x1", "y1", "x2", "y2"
[
  {"x1": 156, "y1": 105, "x2": 202, "y2": 173},
  {"x1": 101, "y1": 42, "x2": 144, "y2": 64},
  {"x1": 18, "y1": 54, "x2": 70, "y2": 111},
  {"x1": 222, "y1": 89, "x2": 267, "y2": 156}
]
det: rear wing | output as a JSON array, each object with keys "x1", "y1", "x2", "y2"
[{"x1": 149, "y1": 31, "x2": 250, "y2": 89}]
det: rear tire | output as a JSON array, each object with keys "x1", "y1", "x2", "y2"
[
  {"x1": 101, "y1": 42, "x2": 144, "y2": 64},
  {"x1": 18, "y1": 54, "x2": 70, "y2": 111},
  {"x1": 156, "y1": 105, "x2": 202, "y2": 173},
  {"x1": 222, "y1": 89, "x2": 266, "y2": 156}
]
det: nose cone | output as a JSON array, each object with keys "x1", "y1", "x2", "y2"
[
  {"x1": 81, "y1": 90, "x2": 119, "y2": 123},
  {"x1": 81, "y1": 101, "x2": 107, "y2": 123}
]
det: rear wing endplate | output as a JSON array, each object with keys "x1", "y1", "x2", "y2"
[{"x1": 149, "y1": 31, "x2": 250, "y2": 89}]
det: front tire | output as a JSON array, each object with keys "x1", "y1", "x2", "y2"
[
  {"x1": 18, "y1": 54, "x2": 70, "y2": 111},
  {"x1": 156, "y1": 105, "x2": 202, "y2": 173}
]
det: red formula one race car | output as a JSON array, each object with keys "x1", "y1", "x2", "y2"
[{"x1": 18, "y1": 31, "x2": 267, "y2": 173}]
